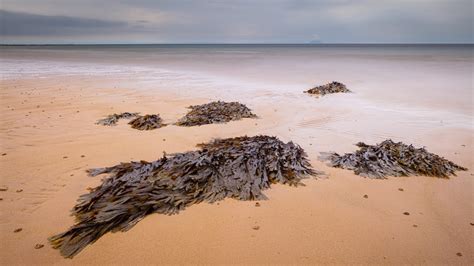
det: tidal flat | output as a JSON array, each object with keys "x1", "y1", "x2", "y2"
[{"x1": 1, "y1": 44, "x2": 472, "y2": 264}]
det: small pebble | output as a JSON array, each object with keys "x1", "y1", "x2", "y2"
[
  {"x1": 403, "y1": 212, "x2": 410, "y2": 216},
  {"x1": 35, "y1": 244, "x2": 44, "y2": 249},
  {"x1": 456, "y1": 252, "x2": 462, "y2": 257},
  {"x1": 81, "y1": 155, "x2": 85, "y2": 158},
  {"x1": 398, "y1": 188, "x2": 404, "y2": 191},
  {"x1": 0, "y1": 186, "x2": 8, "y2": 191},
  {"x1": 163, "y1": 139, "x2": 166, "y2": 141},
  {"x1": 63, "y1": 156, "x2": 68, "y2": 159},
  {"x1": 252, "y1": 226, "x2": 260, "y2": 230},
  {"x1": 16, "y1": 189, "x2": 23, "y2": 193},
  {"x1": 13, "y1": 228, "x2": 22, "y2": 233},
  {"x1": 1, "y1": 153, "x2": 6, "y2": 156},
  {"x1": 413, "y1": 224, "x2": 418, "y2": 228},
  {"x1": 255, "y1": 202, "x2": 260, "y2": 207},
  {"x1": 470, "y1": 222, "x2": 473, "y2": 226},
  {"x1": 363, "y1": 194, "x2": 368, "y2": 199}
]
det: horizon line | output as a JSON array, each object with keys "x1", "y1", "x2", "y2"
[{"x1": 1, "y1": 42, "x2": 473, "y2": 46}]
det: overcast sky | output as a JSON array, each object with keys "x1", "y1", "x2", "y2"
[{"x1": 1, "y1": 0, "x2": 472, "y2": 44}]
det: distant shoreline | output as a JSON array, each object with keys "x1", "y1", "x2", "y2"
[{"x1": 1, "y1": 43, "x2": 473, "y2": 47}]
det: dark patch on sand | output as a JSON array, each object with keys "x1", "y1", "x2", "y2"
[
  {"x1": 49, "y1": 135, "x2": 317, "y2": 258},
  {"x1": 128, "y1": 114, "x2": 166, "y2": 130},
  {"x1": 319, "y1": 140, "x2": 466, "y2": 179},
  {"x1": 96, "y1": 112, "x2": 139, "y2": 126},
  {"x1": 175, "y1": 101, "x2": 257, "y2": 126},
  {"x1": 304, "y1": 81, "x2": 350, "y2": 96}
]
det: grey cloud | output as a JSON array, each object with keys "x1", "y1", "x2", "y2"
[
  {"x1": 0, "y1": 10, "x2": 127, "y2": 36},
  {"x1": 0, "y1": 0, "x2": 472, "y2": 43}
]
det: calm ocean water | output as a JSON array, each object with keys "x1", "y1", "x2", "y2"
[{"x1": 1, "y1": 44, "x2": 471, "y2": 77}]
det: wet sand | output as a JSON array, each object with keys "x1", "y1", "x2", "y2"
[{"x1": 0, "y1": 73, "x2": 472, "y2": 265}]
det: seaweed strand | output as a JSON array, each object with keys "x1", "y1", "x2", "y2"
[
  {"x1": 304, "y1": 81, "x2": 350, "y2": 96},
  {"x1": 319, "y1": 139, "x2": 467, "y2": 179},
  {"x1": 49, "y1": 135, "x2": 317, "y2": 258},
  {"x1": 96, "y1": 112, "x2": 139, "y2": 126},
  {"x1": 175, "y1": 101, "x2": 257, "y2": 126}
]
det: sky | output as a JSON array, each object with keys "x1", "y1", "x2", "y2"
[{"x1": 1, "y1": 0, "x2": 473, "y2": 44}]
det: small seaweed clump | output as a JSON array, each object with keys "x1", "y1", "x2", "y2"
[
  {"x1": 49, "y1": 135, "x2": 316, "y2": 258},
  {"x1": 319, "y1": 139, "x2": 467, "y2": 179},
  {"x1": 175, "y1": 101, "x2": 257, "y2": 126},
  {"x1": 305, "y1": 81, "x2": 350, "y2": 96},
  {"x1": 128, "y1": 114, "x2": 166, "y2": 130},
  {"x1": 96, "y1": 112, "x2": 139, "y2": 126}
]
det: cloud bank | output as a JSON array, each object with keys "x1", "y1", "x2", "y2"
[{"x1": 1, "y1": 0, "x2": 472, "y2": 44}]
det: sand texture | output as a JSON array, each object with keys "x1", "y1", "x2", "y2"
[{"x1": 1, "y1": 45, "x2": 473, "y2": 264}]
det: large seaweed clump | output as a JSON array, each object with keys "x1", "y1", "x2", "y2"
[
  {"x1": 319, "y1": 139, "x2": 467, "y2": 179},
  {"x1": 49, "y1": 135, "x2": 316, "y2": 258},
  {"x1": 96, "y1": 112, "x2": 139, "y2": 126},
  {"x1": 128, "y1": 114, "x2": 166, "y2": 130},
  {"x1": 175, "y1": 101, "x2": 257, "y2": 126},
  {"x1": 305, "y1": 81, "x2": 350, "y2": 96}
]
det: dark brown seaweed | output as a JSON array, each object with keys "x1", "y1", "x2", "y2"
[
  {"x1": 128, "y1": 114, "x2": 166, "y2": 130},
  {"x1": 49, "y1": 135, "x2": 317, "y2": 258},
  {"x1": 319, "y1": 139, "x2": 467, "y2": 179},
  {"x1": 175, "y1": 101, "x2": 257, "y2": 126},
  {"x1": 304, "y1": 81, "x2": 350, "y2": 96},
  {"x1": 96, "y1": 112, "x2": 139, "y2": 126}
]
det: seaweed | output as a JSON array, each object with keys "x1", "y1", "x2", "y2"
[
  {"x1": 49, "y1": 135, "x2": 317, "y2": 258},
  {"x1": 96, "y1": 112, "x2": 139, "y2": 126},
  {"x1": 304, "y1": 81, "x2": 350, "y2": 96},
  {"x1": 128, "y1": 114, "x2": 166, "y2": 130},
  {"x1": 175, "y1": 101, "x2": 257, "y2": 126},
  {"x1": 319, "y1": 139, "x2": 467, "y2": 179}
]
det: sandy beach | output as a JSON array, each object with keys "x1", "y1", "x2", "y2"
[{"x1": 0, "y1": 45, "x2": 473, "y2": 265}]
